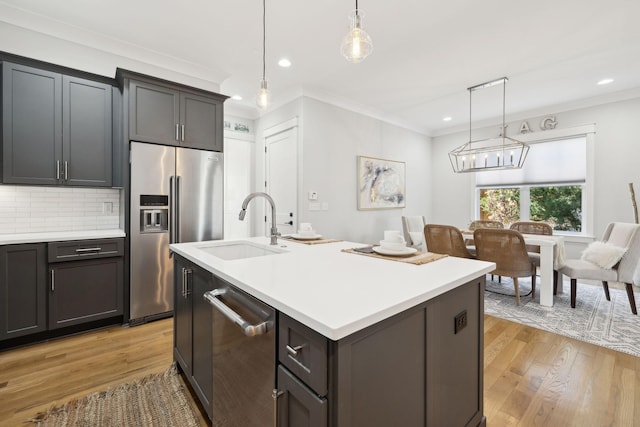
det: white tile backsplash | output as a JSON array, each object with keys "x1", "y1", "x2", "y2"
[{"x1": 0, "y1": 186, "x2": 121, "y2": 234}]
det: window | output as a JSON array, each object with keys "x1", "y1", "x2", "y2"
[{"x1": 476, "y1": 136, "x2": 587, "y2": 233}]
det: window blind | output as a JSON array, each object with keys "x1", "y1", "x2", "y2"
[{"x1": 475, "y1": 136, "x2": 586, "y2": 187}]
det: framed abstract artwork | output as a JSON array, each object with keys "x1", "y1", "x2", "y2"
[{"x1": 357, "y1": 155, "x2": 406, "y2": 210}]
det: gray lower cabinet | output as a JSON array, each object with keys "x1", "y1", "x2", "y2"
[
  {"x1": 48, "y1": 238, "x2": 124, "y2": 329},
  {"x1": 174, "y1": 255, "x2": 216, "y2": 420},
  {"x1": 128, "y1": 79, "x2": 224, "y2": 152},
  {"x1": 0, "y1": 243, "x2": 48, "y2": 340},
  {"x1": 48, "y1": 257, "x2": 123, "y2": 329},
  {"x1": 1, "y1": 61, "x2": 113, "y2": 186},
  {"x1": 278, "y1": 278, "x2": 484, "y2": 427}
]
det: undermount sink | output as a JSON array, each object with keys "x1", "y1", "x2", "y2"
[{"x1": 197, "y1": 241, "x2": 286, "y2": 260}]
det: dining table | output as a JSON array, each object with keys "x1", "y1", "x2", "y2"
[{"x1": 462, "y1": 231, "x2": 565, "y2": 307}]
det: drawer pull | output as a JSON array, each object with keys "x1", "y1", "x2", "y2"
[
  {"x1": 286, "y1": 344, "x2": 305, "y2": 357},
  {"x1": 76, "y1": 247, "x2": 102, "y2": 253}
]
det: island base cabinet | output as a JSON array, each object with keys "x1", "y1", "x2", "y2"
[
  {"x1": 277, "y1": 366, "x2": 328, "y2": 427},
  {"x1": 425, "y1": 278, "x2": 483, "y2": 427},
  {"x1": 173, "y1": 255, "x2": 215, "y2": 421},
  {"x1": 277, "y1": 277, "x2": 484, "y2": 427}
]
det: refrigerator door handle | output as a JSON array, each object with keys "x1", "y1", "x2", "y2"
[
  {"x1": 176, "y1": 176, "x2": 181, "y2": 243},
  {"x1": 169, "y1": 175, "x2": 176, "y2": 245}
]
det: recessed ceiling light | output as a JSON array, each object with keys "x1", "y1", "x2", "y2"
[
  {"x1": 231, "y1": 95, "x2": 243, "y2": 101},
  {"x1": 278, "y1": 58, "x2": 292, "y2": 68},
  {"x1": 597, "y1": 78, "x2": 614, "y2": 85},
  {"x1": 443, "y1": 116, "x2": 452, "y2": 122}
]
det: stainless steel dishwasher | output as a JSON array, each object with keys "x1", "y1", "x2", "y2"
[{"x1": 204, "y1": 284, "x2": 276, "y2": 425}]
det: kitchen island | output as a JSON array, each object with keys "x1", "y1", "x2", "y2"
[{"x1": 170, "y1": 237, "x2": 495, "y2": 427}]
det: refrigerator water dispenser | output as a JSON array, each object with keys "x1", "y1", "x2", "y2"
[{"x1": 139, "y1": 195, "x2": 168, "y2": 233}]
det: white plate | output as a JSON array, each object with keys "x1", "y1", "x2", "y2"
[
  {"x1": 291, "y1": 234, "x2": 323, "y2": 240},
  {"x1": 372, "y1": 246, "x2": 417, "y2": 256}
]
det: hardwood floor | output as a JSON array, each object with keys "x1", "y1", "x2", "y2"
[{"x1": 1, "y1": 315, "x2": 639, "y2": 426}]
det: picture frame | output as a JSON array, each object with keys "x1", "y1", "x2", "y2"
[{"x1": 357, "y1": 155, "x2": 406, "y2": 210}]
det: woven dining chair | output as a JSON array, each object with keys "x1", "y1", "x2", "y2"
[
  {"x1": 509, "y1": 221, "x2": 558, "y2": 290},
  {"x1": 469, "y1": 220, "x2": 504, "y2": 230},
  {"x1": 423, "y1": 224, "x2": 474, "y2": 258},
  {"x1": 474, "y1": 228, "x2": 537, "y2": 305}
]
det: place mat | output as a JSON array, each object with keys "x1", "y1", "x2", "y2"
[
  {"x1": 281, "y1": 236, "x2": 342, "y2": 245},
  {"x1": 342, "y1": 247, "x2": 447, "y2": 265}
]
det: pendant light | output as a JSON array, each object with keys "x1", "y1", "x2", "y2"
[
  {"x1": 341, "y1": 0, "x2": 373, "y2": 63},
  {"x1": 256, "y1": 0, "x2": 271, "y2": 109},
  {"x1": 448, "y1": 77, "x2": 529, "y2": 173}
]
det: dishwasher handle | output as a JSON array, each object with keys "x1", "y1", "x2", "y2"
[{"x1": 204, "y1": 289, "x2": 272, "y2": 337}]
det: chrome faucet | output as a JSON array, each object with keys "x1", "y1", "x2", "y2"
[{"x1": 239, "y1": 192, "x2": 280, "y2": 245}]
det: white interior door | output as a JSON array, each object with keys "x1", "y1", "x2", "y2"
[
  {"x1": 265, "y1": 124, "x2": 298, "y2": 236},
  {"x1": 224, "y1": 136, "x2": 254, "y2": 238}
]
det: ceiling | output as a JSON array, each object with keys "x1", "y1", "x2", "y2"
[{"x1": 1, "y1": 0, "x2": 639, "y2": 136}]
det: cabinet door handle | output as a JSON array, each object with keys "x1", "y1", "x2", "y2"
[
  {"x1": 272, "y1": 388, "x2": 284, "y2": 427},
  {"x1": 175, "y1": 123, "x2": 180, "y2": 141},
  {"x1": 76, "y1": 247, "x2": 102, "y2": 253},
  {"x1": 64, "y1": 161, "x2": 68, "y2": 181},
  {"x1": 286, "y1": 344, "x2": 305, "y2": 357},
  {"x1": 181, "y1": 124, "x2": 185, "y2": 141},
  {"x1": 51, "y1": 269, "x2": 55, "y2": 292},
  {"x1": 181, "y1": 267, "x2": 186, "y2": 298},
  {"x1": 56, "y1": 160, "x2": 60, "y2": 180}
]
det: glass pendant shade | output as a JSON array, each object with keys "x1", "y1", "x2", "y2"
[
  {"x1": 256, "y1": 79, "x2": 271, "y2": 109},
  {"x1": 341, "y1": 11, "x2": 373, "y2": 63}
]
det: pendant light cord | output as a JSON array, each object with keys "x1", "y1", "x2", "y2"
[
  {"x1": 355, "y1": 0, "x2": 359, "y2": 15},
  {"x1": 262, "y1": 0, "x2": 266, "y2": 80}
]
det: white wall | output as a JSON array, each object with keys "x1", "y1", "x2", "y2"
[
  {"x1": 0, "y1": 21, "x2": 221, "y2": 92},
  {"x1": 431, "y1": 96, "x2": 640, "y2": 256},
  {"x1": 250, "y1": 97, "x2": 431, "y2": 245}
]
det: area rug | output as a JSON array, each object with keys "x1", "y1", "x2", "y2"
[
  {"x1": 28, "y1": 364, "x2": 200, "y2": 427},
  {"x1": 484, "y1": 277, "x2": 640, "y2": 358}
]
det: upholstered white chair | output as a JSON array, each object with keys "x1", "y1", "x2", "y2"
[
  {"x1": 558, "y1": 222, "x2": 640, "y2": 315},
  {"x1": 401, "y1": 216, "x2": 427, "y2": 250}
]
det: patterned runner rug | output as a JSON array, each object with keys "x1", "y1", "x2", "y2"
[
  {"x1": 485, "y1": 277, "x2": 640, "y2": 358},
  {"x1": 28, "y1": 364, "x2": 199, "y2": 427}
]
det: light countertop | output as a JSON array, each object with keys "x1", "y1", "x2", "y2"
[
  {"x1": 170, "y1": 237, "x2": 495, "y2": 340},
  {"x1": 0, "y1": 229, "x2": 126, "y2": 245}
]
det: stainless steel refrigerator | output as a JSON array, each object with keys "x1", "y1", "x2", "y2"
[{"x1": 129, "y1": 141, "x2": 223, "y2": 323}]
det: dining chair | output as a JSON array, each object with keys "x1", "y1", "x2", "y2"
[
  {"x1": 402, "y1": 215, "x2": 427, "y2": 249},
  {"x1": 466, "y1": 220, "x2": 504, "y2": 276},
  {"x1": 509, "y1": 221, "x2": 555, "y2": 280},
  {"x1": 469, "y1": 220, "x2": 504, "y2": 230},
  {"x1": 558, "y1": 222, "x2": 640, "y2": 315},
  {"x1": 423, "y1": 224, "x2": 474, "y2": 258},
  {"x1": 474, "y1": 228, "x2": 537, "y2": 305}
]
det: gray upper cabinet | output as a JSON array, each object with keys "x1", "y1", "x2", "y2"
[
  {"x1": 63, "y1": 76, "x2": 113, "y2": 186},
  {"x1": 2, "y1": 63, "x2": 62, "y2": 185},
  {"x1": 1, "y1": 61, "x2": 113, "y2": 186},
  {"x1": 129, "y1": 79, "x2": 224, "y2": 152}
]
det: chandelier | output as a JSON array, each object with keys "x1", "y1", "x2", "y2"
[{"x1": 448, "y1": 77, "x2": 529, "y2": 173}]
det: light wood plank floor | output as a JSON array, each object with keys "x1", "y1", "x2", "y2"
[{"x1": 1, "y1": 315, "x2": 639, "y2": 426}]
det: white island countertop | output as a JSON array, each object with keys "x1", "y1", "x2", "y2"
[{"x1": 170, "y1": 237, "x2": 495, "y2": 341}]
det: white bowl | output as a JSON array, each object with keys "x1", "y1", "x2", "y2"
[
  {"x1": 379, "y1": 240, "x2": 406, "y2": 251},
  {"x1": 297, "y1": 229, "x2": 316, "y2": 236}
]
